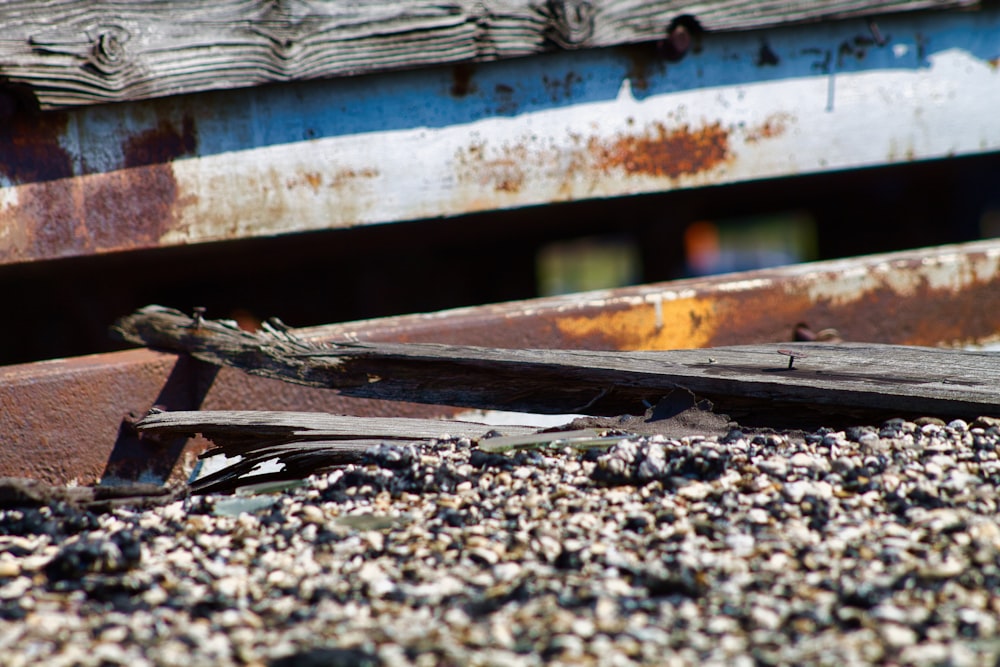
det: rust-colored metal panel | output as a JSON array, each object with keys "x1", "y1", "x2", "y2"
[
  {"x1": 0, "y1": 350, "x2": 462, "y2": 486},
  {"x1": 301, "y1": 240, "x2": 1000, "y2": 352},
  {"x1": 1, "y1": 239, "x2": 999, "y2": 485}
]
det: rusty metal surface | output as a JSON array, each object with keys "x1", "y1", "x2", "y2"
[
  {"x1": 0, "y1": 349, "x2": 464, "y2": 486},
  {"x1": 3, "y1": 239, "x2": 997, "y2": 486},
  {"x1": 2, "y1": 8, "x2": 999, "y2": 265},
  {"x1": 301, "y1": 239, "x2": 1000, "y2": 352}
]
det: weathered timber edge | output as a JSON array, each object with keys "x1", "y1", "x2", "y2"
[
  {"x1": 113, "y1": 305, "x2": 1000, "y2": 420},
  {"x1": 136, "y1": 409, "x2": 535, "y2": 454},
  {"x1": 0, "y1": 0, "x2": 977, "y2": 108}
]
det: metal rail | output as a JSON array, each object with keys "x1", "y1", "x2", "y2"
[{"x1": 1, "y1": 239, "x2": 998, "y2": 486}]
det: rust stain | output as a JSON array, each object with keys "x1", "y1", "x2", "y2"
[
  {"x1": 493, "y1": 83, "x2": 519, "y2": 114},
  {"x1": 87, "y1": 116, "x2": 198, "y2": 250},
  {"x1": 555, "y1": 297, "x2": 718, "y2": 350},
  {"x1": 329, "y1": 167, "x2": 379, "y2": 189},
  {"x1": 0, "y1": 109, "x2": 73, "y2": 183},
  {"x1": 456, "y1": 141, "x2": 528, "y2": 194},
  {"x1": 792, "y1": 266, "x2": 1000, "y2": 348},
  {"x1": 85, "y1": 165, "x2": 182, "y2": 249},
  {"x1": 0, "y1": 109, "x2": 79, "y2": 263},
  {"x1": 617, "y1": 44, "x2": 664, "y2": 92},
  {"x1": 542, "y1": 259, "x2": 1000, "y2": 352},
  {"x1": 450, "y1": 64, "x2": 478, "y2": 97},
  {"x1": 284, "y1": 168, "x2": 379, "y2": 193},
  {"x1": 590, "y1": 121, "x2": 731, "y2": 179},
  {"x1": 744, "y1": 112, "x2": 793, "y2": 143},
  {"x1": 541, "y1": 72, "x2": 583, "y2": 101},
  {"x1": 122, "y1": 116, "x2": 197, "y2": 169},
  {"x1": 286, "y1": 171, "x2": 323, "y2": 191},
  {"x1": 456, "y1": 120, "x2": 731, "y2": 197},
  {"x1": 0, "y1": 114, "x2": 199, "y2": 263},
  {"x1": 1, "y1": 180, "x2": 81, "y2": 263}
]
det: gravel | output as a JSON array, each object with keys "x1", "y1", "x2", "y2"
[{"x1": 2, "y1": 416, "x2": 999, "y2": 666}]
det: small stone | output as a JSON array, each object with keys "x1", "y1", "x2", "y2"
[
  {"x1": 677, "y1": 481, "x2": 710, "y2": 501},
  {"x1": 0, "y1": 560, "x2": 21, "y2": 578},
  {"x1": 880, "y1": 622, "x2": 918, "y2": 648},
  {"x1": 750, "y1": 605, "x2": 782, "y2": 631},
  {"x1": 918, "y1": 557, "x2": 966, "y2": 579},
  {"x1": 789, "y1": 452, "x2": 816, "y2": 470},
  {"x1": 725, "y1": 533, "x2": 755, "y2": 557},
  {"x1": 492, "y1": 562, "x2": 521, "y2": 582},
  {"x1": 300, "y1": 504, "x2": 325, "y2": 524},
  {"x1": 857, "y1": 432, "x2": 880, "y2": 448},
  {"x1": 972, "y1": 415, "x2": 1000, "y2": 430},
  {"x1": 758, "y1": 457, "x2": 788, "y2": 478}
]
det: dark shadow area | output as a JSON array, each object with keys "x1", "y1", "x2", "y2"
[
  {"x1": 99, "y1": 357, "x2": 219, "y2": 485},
  {"x1": 0, "y1": 149, "x2": 998, "y2": 367}
]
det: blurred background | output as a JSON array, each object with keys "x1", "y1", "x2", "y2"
[{"x1": 3, "y1": 148, "x2": 998, "y2": 366}]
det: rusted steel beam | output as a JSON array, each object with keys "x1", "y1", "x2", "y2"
[
  {"x1": 0, "y1": 349, "x2": 466, "y2": 487},
  {"x1": 1, "y1": 239, "x2": 998, "y2": 486},
  {"x1": 2, "y1": 8, "x2": 999, "y2": 266},
  {"x1": 300, "y1": 239, "x2": 1000, "y2": 352}
]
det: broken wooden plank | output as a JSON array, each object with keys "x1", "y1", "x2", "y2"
[
  {"x1": 137, "y1": 409, "x2": 539, "y2": 493},
  {"x1": 114, "y1": 306, "x2": 1000, "y2": 421},
  {"x1": 135, "y1": 391, "x2": 732, "y2": 493},
  {"x1": 137, "y1": 409, "x2": 536, "y2": 455},
  {"x1": 0, "y1": 0, "x2": 974, "y2": 108}
]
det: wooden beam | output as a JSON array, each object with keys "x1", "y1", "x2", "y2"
[
  {"x1": 0, "y1": 0, "x2": 976, "y2": 108},
  {"x1": 4, "y1": 10, "x2": 998, "y2": 265},
  {"x1": 113, "y1": 306, "x2": 1000, "y2": 421}
]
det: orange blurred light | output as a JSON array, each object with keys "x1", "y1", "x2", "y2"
[{"x1": 684, "y1": 220, "x2": 721, "y2": 275}]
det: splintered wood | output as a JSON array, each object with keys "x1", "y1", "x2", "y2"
[{"x1": 114, "y1": 306, "x2": 1000, "y2": 423}]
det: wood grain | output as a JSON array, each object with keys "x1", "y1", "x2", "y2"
[
  {"x1": 0, "y1": 0, "x2": 975, "y2": 108},
  {"x1": 137, "y1": 409, "x2": 535, "y2": 454},
  {"x1": 136, "y1": 408, "x2": 537, "y2": 493},
  {"x1": 113, "y1": 306, "x2": 1000, "y2": 421}
]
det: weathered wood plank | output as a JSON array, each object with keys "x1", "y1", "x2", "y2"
[
  {"x1": 113, "y1": 306, "x2": 1000, "y2": 421},
  {"x1": 0, "y1": 0, "x2": 976, "y2": 108},
  {"x1": 136, "y1": 409, "x2": 539, "y2": 492},
  {"x1": 137, "y1": 409, "x2": 535, "y2": 454}
]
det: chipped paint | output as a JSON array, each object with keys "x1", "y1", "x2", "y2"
[
  {"x1": 588, "y1": 121, "x2": 731, "y2": 178},
  {"x1": 1, "y1": 9, "x2": 999, "y2": 265},
  {"x1": 743, "y1": 112, "x2": 794, "y2": 143},
  {"x1": 803, "y1": 250, "x2": 1000, "y2": 307},
  {"x1": 555, "y1": 296, "x2": 719, "y2": 350}
]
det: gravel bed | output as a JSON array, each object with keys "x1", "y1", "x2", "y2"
[{"x1": 1, "y1": 416, "x2": 999, "y2": 666}]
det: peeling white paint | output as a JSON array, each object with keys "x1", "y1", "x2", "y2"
[
  {"x1": 169, "y1": 34, "x2": 999, "y2": 247},
  {"x1": 2, "y1": 9, "x2": 999, "y2": 263}
]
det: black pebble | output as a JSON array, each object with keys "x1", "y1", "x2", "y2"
[{"x1": 269, "y1": 647, "x2": 380, "y2": 667}]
